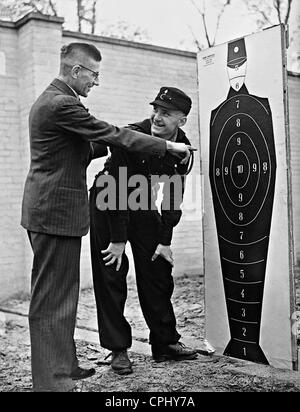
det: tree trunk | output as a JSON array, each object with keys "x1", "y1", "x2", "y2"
[
  {"x1": 77, "y1": 0, "x2": 83, "y2": 32},
  {"x1": 91, "y1": 0, "x2": 97, "y2": 34}
]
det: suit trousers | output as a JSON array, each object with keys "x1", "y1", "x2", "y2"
[
  {"x1": 27, "y1": 231, "x2": 81, "y2": 392},
  {"x1": 89, "y1": 185, "x2": 180, "y2": 351}
]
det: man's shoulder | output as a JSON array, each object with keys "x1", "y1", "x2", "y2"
[
  {"x1": 45, "y1": 92, "x2": 83, "y2": 116},
  {"x1": 32, "y1": 83, "x2": 79, "y2": 110},
  {"x1": 51, "y1": 92, "x2": 79, "y2": 107},
  {"x1": 127, "y1": 119, "x2": 151, "y2": 135},
  {"x1": 42, "y1": 80, "x2": 81, "y2": 109},
  {"x1": 177, "y1": 129, "x2": 191, "y2": 146}
]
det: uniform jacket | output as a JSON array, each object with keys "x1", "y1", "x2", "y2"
[
  {"x1": 97, "y1": 118, "x2": 191, "y2": 245},
  {"x1": 21, "y1": 79, "x2": 166, "y2": 237}
]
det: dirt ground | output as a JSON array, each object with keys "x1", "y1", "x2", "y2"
[{"x1": 1, "y1": 271, "x2": 300, "y2": 392}]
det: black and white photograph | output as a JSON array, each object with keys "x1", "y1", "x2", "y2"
[{"x1": 0, "y1": 0, "x2": 299, "y2": 396}]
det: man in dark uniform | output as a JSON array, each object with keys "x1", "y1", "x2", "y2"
[{"x1": 89, "y1": 87, "x2": 198, "y2": 375}]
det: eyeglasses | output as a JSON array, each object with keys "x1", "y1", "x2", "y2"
[{"x1": 78, "y1": 64, "x2": 100, "y2": 80}]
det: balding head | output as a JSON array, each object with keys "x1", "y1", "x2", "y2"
[
  {"x1": 58, "y1": 42, "x2": 102, "y2": 97},
  {"x1": 60, "y1": 43, "x2": 101, "y2": 75}
]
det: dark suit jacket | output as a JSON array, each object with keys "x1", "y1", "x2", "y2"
[{"x1": 21, "y1": 78, "x2": 166, "y2": 237}]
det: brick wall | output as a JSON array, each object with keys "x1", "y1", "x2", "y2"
[
  {"x1": 0, "y1": 22, "x2": 25, "y2": 299},
  {"x1": 0, "y1": 13, "x2": 298, "y2": 302},
  {"x1": 0, "y1": 13, "x2": 202, "y2": 301}
]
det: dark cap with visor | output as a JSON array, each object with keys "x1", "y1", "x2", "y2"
[{"x1": 150, "y1": 87, "x2": 192, "y2": 115}]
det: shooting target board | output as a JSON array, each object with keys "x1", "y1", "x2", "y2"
[{"x1": 198, "y1": 25, "x2": 297, "y2": 370}]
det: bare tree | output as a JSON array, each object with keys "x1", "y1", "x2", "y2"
[
  {"x1": 0, "y1": 0, "x2": 150, "y2": 42},
  {"x1": 188, "y1": 0, "x2": 231, "y2": 50},
  {"x1": 0, "y1": 0, "x2": 58, "y2": 20},
  {"x1": 74, "y1": 0, "x2": 150, "y2": 41},
  {"x1": 99, "y1": 19, "x2": 150, "y2": 42},
  {"x1": 76, "y1": 0, "x2": 98, "y2": 34},
  {"x1": 243, "y1": 0, "x2": 299, "y2": 53},
  {"x1": 243, "y1": 0, "x2": 293, "y2": 28}
]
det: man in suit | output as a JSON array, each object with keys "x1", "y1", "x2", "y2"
[{"x1": 21, "y1": 42, "x2": 194, "y2": 392}]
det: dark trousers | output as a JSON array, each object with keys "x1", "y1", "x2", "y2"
[
  {"x1": 89, "y1": 185, "x2": 180, "y2": 351},
  {"x1": 27, "y1": 231, "x2": 81, "y2": 392}
]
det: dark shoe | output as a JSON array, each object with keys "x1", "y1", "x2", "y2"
[
  {"x1": 152, "y1": 342, "x2": 198, "y2": 362},
  {"x1": 109, "y1": 350, "x2": 133, "y2": 375},
  {"x1": 70, "y1": 366, "x2": 96, "y2": 381}
]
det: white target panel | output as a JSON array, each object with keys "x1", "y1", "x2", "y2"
[{"x1": 198, "y1": 25, "x2": 297, "y2": 370}]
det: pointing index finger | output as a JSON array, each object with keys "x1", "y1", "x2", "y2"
[{"x1": 187, "y1": 146, "x2": 197, "y2": 152}]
